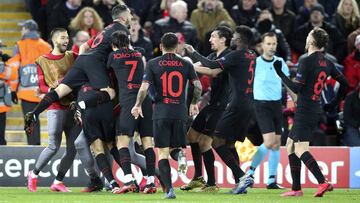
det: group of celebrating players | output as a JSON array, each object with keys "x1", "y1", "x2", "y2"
[{"x1": 24, "y1": 2, "x2": 348, "y2": 199}]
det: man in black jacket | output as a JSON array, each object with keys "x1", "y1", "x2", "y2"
[
  {"x1": 343, "y1": 86, "x2": 360, "y2": 146},
  {"x1": 130, "y1": 15, "x2": 153, "y2": 61},
  {"x1": 151, "y1": 1, "x2": 198, "y2": 56},
  {"x1": 291, "y1": 4, "x2": 346, "y2": 62}
]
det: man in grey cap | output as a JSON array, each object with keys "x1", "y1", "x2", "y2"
[{"x1": 6, "y1": 19, "x2": 51, "y2": 145}]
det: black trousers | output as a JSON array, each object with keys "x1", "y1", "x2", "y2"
[
  {"x1": 0, "y1": 112, "x2": 6, "y2": 145},
  {"x1": 21, "y1": 100, "x2": 40, "y2": 145}
]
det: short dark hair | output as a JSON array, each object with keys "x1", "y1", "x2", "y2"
[
  {"x1": 214, "y1": 26, "x2": 233, "y2": 47},
  {"x1": 311, "y1": 27, "x2": 328, "y2": 49},
  {"x1": 50, "y1": 27, "x2": 67, "y2": 39},
  {"x1": 261, "y1": 32, "x2": 277, "y2": 42},
  {"x1": 235, "y1": 25, "x2": 253, "y2": 46},
  {"x1": 131, "y1": 13, "x2": 140, "y2": 22},
  {"x1": 111, "y1": 31, "x2": 130, "y2": 48},
  {"x1": 161, "y1": 32, "x2": 178, "y2": 51},
  {"x1": 112, "y1": 4, "x2": 129, "y2": 20}
]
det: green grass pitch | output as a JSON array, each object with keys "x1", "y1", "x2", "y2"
[{"x1": 1, "y1": 187, "x2": 360, "y2": 203}]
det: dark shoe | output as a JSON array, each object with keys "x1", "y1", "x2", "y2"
[{"x1": 267, "y1": 182, "x2": 285, "y2": 189}]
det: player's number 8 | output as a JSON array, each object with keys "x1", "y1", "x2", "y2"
[{"x1": 313, "y1": 71, "x2": 327, "y2": 95}]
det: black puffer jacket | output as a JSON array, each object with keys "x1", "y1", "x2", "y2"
[{"x1": 151, "y1": 17, "x2": 198, "y2": 50}]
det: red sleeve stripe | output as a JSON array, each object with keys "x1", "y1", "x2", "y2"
[{"x1": 216, "y1": 60, "x2": 224, "y2": 70}]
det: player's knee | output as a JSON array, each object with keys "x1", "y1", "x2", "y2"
[
  {"x1": 91, "y1": 139, "x2": 105, "y2": 155},
  {"x1": 116, "y1": 135, "x2": 130, "y2": 148},
  {"x1": 141, "y1": 137, "x2": 153, "y2": 150},
  {"x1": 55, "y1": 84, "x2": 71, "y2": 98},
  {"x1": 198, "y1": 136, "x2": 212, "y2": 152},
  {"x1": 212, "y1": 136, "x2": 225, "y2": 149},
  {"x1": 286, "y1": 143, "x2": 294, "y2": 155},
  {"x1": 187, "y1": 128, "x2": 200, "y2": 143},
  {"x1": 264, "y1": 141, "x2": 273, "y2": 149},
  {"x1": 158, "y1": 148, "x2": 170, "y2": 160}
]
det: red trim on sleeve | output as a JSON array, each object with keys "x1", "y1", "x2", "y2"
[{"x1": 216, "y1": 60, "x2": 224, "y2": 70}]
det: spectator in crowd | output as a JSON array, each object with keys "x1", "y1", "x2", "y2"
[
  {"x1": 6, "y1": 20, "x2": 51, "y2": 145},
  {"x1": 230, "y1": 0, "x2": 261, "y2": 28},
  {"x1": 152, "y1": 1, "x2": 198, "y2": 56},
  {"x1": 71, "y1": 30, "x2": 90, "y2": 55},
  {"x1": 270, "y1": 0, "x2": 296, "y2": 41},
  {"x1": 69, "y1": 7, "x2": 104, "y2": 39},
  {"x1": 0, "y1": 41, "x2": 17, "y2": 145},
  {"x1": 123, "y1": 0, "x2": 153, "y2": 26},
  {"x1": 253, "y1": 10, "x2": 292, "y2": 64},
  {"x1": 130, "y1": 15, "x2": 153, "y2": 60},
  {"x1": 291, "y1": 4, "x2": 346, "y2": 62},
  {"x1": 221, "y1": 0, "x2": 238, "y2": 13},
  {"x1": 343, "y1": 35, "x2": 360, "y2": 92},
  {"x1": 286, "y1": 0, "x2": 339, "y2": 16},
  {"x1": 93, "y1": 0, "x2": 124, "y2": 26},
  {"x1": 47, "y1": 0, "x2": 85, "y2": 36},
  {"x1": 147, "y1": 0, "x2": 179, "y2": 23},
  {"x1": 347, "y1": 27, "x2": 360, "y2": 53},
  {"x1": 295, "y1": 0, "x2": 320, "y2": 27},
  {"x1": 333, "y1": 0, "x2": 360, "y2": 39},
  {"x1": 343, "y1": 85, "x2": 360, "y2": 146},
  {"x1": 190, "y1": 0, "x2": 235, "y2": 53}
]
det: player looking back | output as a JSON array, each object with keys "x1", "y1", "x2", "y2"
[{"x1": 274, "y1": 27, "x2": 348, "y2": 197}]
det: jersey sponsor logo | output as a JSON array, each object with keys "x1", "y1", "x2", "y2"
[
  {"x1": 319, "y1": 60, "x2": 327, "y2": 67},
  {"x1": 158, "y1": 60, "x2": 183, "y2": 67},
  {"x1": 113, "y1": 52, "x2": 141, "y2": 59}
]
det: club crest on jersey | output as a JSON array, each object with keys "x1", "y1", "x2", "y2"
[{"x1": 159, "y1": 60, "x2": 183, "y2": 67}]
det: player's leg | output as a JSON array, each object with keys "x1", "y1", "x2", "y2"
[
  {"x1": 116, "y1": 135, "x2": 138, "y2": 193},
  {"x1": 74, "y1": 130, "x2": 103, "y2": 192},
  {"x1": 187, "y1": 128, "x2": 202, "y2": 179},
  {"x1": 294, "y1": 141, "x2": 333, "y2": 197},
  {"x1": 91, "y1": 138, "x2": 121, "y2": 193},
  {"x1": 140, "y1": 136, "x2": 157, "y2": 193},
  {"x1": 153, "y1": 119, "x2": 178, "y2": 199},
  {"x1": 187, "y1": 107, "x2": 209, "y2": 182},
  {"x1": 281, "y1": 137, "x2": 303, "y2": 196},
  {"x1": 51, "y1": 116, "x2": 80, "y2": 192},
  {"x1": 27, "y1": 110, "x2": 64, "y2": 192},
  {"x1": 199, "y1": 134, "x2": 218, "y2": 192},
  {"x1": 212, "y1": 111, "x2": 246, "y2": 189}
]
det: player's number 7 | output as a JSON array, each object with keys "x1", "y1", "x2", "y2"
[{"x1": 125, "y1": 60, "x2": 138, "y2": 82}]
